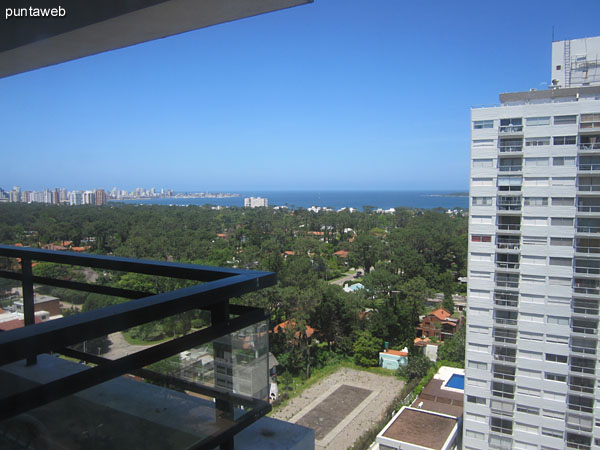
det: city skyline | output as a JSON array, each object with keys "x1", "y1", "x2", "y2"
[{"x1": 3, "y1": 0, "x2": 600, "y2": 191}]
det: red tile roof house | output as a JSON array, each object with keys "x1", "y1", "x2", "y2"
[
  {"x1": 272, "y1": 320, "x2": 316, "y2": 340},
  {"x1": 416, "y1": 308, "x2": 463, "y2": 342},
  {"x1": 333, "y1": 250, "x2": 349, "y2": 258}
]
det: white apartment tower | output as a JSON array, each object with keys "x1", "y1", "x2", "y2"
[
  {"x1": 244, "y1": 197, "x2": 268, "y2": 208},
  {"x1": 465, "y1": 36, "x2": 600, "y2": 450}
]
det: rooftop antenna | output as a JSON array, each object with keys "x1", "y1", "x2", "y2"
[{"x1": 552, "y1": 25, "x2": 555, "y2": 42}]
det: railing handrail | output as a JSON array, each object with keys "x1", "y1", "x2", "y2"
[
  {"x1": 578, "y1": 164, "x2": 600, "y2": 171},
  {"x1": 0, "y1": 244, "x2": 264, "y2": 281},
  {"x1": 0, "y1": 246, "x2": 276, "y2": 363},
  {"x1": 575, "y1": 246, "x2": 600, "y2": 253},
  {"x1": 496, "y1": 262, "x2": 520, "y2": 269},
  {"x1": 495, "y1": 300, "x2": 518, "y2": 307},
  {"x1": 574, "y1": 266, "x2": 600, "y2": 274},
  {"x1": 496, "y1": 243, "x2": 520, "y2": 249},
  {"x1": 579, "y1": 143, "x2": 600, "y2": 150},
  {"x1": 499, "y1": 125, "x2": 523, "y2": 133},
  {"x1": 577, "y1": 226, "x2": 600, "y2": 233},
  {"x1": 0, "y1": 244, "x2": 276, "y2": 441},
  {"x1": 498, "y1": 146, "x2": 523, "y2": 153},
  {"x1": 497, "y1": 224, "x2": 520, "y2": 230},
  {"x1": 495, "y1": 318, "x2": 518, "y2": 326},
  {"x1": 577, "y1": 185, "x2": 600, "y2": 191},
  {"x1": 577, "y1": 206, "x2": 600, "y2": 212}
]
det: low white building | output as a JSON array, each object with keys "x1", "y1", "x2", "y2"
[{"x1": 244, "y1": 197, "x2": 268, "y2": 208}]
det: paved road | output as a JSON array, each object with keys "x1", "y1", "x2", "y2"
[
  {"x1": 102, "y1": 331, "x2": 152, "y2": 360},
  {"x1": 329, "y1": 273, "x2": 357, "y2": 286}
]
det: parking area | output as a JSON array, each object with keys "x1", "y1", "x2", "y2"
[{"x1": 271, "y1": 368, "x2": 404, "y2": 449}]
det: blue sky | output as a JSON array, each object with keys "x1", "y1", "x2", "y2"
[{"x1": 2, "y1": 0, "x2": 600, "y2": 192}]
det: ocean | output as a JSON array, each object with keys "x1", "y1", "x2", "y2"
[{"x1": 113, "y1": 191, "x2": 469, "y2": 211}]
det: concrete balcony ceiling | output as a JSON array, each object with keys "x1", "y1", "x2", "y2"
[{"x1": 0, "y1": 0, "x2": 312, "y2": 78}]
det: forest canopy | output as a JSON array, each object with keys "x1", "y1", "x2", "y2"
[{"x1": 0, "y1": 202, "x2": 467, "y2": 375}]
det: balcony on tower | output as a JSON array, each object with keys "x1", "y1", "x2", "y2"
[
  {"x1": 579, "y1": 113, "x2": 600, "y2": 133},
  {"x1": 496, "y1": 235, "x2": 520, "y2": 251},
  {"x1": 576, "y1": 218, "x2": 600, "y2": 235},
  {"x1": 568, "y1": 375, "x2": 595, "y2": 395},
  {"x1": 576, "y1": 237, "x2": 600, "y2": 255},
  {"x1": 496, "y1": 196, "x2": 521, "y2": 214},
  {"x1": 577, "y1": 155, "x2": 600, "y2": 173},
  {"x1": 495, "y1": 273, "x2": 519, "y2": 290},
  {"x1": 491, "y1": 380, "x2": 515, "y2": 400},
  {"x1": 572, "y1": 298, "x2": 600, "y2": 319},
  {"x1": 567, "y1": 393, "x2": 595, "y2": 416},
  {"x1": 497, "y1": 176, "x2": 522, "y2": 192},
  {"x1": 571, "y1": 317, "x2": 599, "y2": 337},
  {"x1": 495, "y1": 253, "x2": 519, "y2": 271},
  {"x1": 494, "y1": 291, "x2": 519, "y2": 309},
  {"x1": 493, "y1": 310, "x2": 518, "y2": 328},
  {"x1": 574, "y1": 278, "x2": 600, "y2": 296},
  {"x1": 492, "y1": 364, "x2": 515, "y2": 382},
  {"x1": 570, "y1": 335, "x2": 597, "y2": 356},
  {"x1": 497, "y1": 215, "x2": 521, "y2": 233},
  {"x1": 579, "y1": 134, "x2": 600, "y2": 151},
  {"x1": 577, "y1": 176, "x2": 600, "y2": 194},
  {"x1": 498, "y1": 118, "x2": 523, "y2": 135},
  {"x1": 574, "y1": 258, "x2": 600, "y2": 278},
  {"x1": 577, "y1": 197, "x2": 600, "y2": 215},
  {"x1": 498, "y1": 138, "x2": 523, "y2": 154},
  {"x1": 497, "y1": 157, "x2": 522, "y2": 174},
  {"x1": 566, "y1": 431, "x2": 592, "y2": 450},
  {"x1": 493, "y1": 327, "x2": 517, "y2": 346}
]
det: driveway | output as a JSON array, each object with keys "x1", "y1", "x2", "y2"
[
  {"x1": 102, "y1": 331, "x2": 152, "y2": 360},
  {"x1": 329, "y1": 269, "x2": 362, "y2": 286}
]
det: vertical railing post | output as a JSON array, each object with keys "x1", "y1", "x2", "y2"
[
  {"x1": 212, "y1": 300, "x2": 234, "y2": 450},
  {"x1": 21, "y1": 257, "x2": 37, "y2": 366}
]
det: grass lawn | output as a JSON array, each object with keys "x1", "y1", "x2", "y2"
[{"x1": 121, "y1": 330, "x2": 172, "y2": 346}]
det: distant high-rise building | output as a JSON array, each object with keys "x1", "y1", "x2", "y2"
[
  {"x1": 43, "y1": 189, "x2": 53, "y2": 204},
  {"x1": 244, "y1": 197, "x2": 268, "y2": 208},
  {"x1": 9, "y1": 187, "x2": 20, "y2": 203},
  {"x1": 52, "y1": 188, "x2": 60, "y2": 205},
  {"x1": 59, "y1": 188, "x2": 68, "y2": 203},
  {"x1": 69, "y1": 191, "x2": 82, "y2": 206},
  {"x1": 94, "y1": 188, "x2": 106, "y2": 206},
  {"x1": 465, "y1": 36, "x2": 600, "y2": 450},
  {"x1": 82, "y1": 190, "x2": 95, "y2": 205}
]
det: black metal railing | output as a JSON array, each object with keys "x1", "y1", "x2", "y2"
[{"x1": 0, "y1": 244, "x2": 276, "y2": 450}]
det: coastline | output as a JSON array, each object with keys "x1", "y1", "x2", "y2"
[{"x1": 111, "y1": 190, "x2": 469, "y2": 212}]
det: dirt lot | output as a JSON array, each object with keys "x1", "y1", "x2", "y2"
[{"x1": 271, "y1": 367, "x2": 404, "y2": 450}]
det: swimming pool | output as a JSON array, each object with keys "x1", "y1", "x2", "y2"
[{"x1": 445, "y1": 374, "x2": 465, "y2": 390}]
